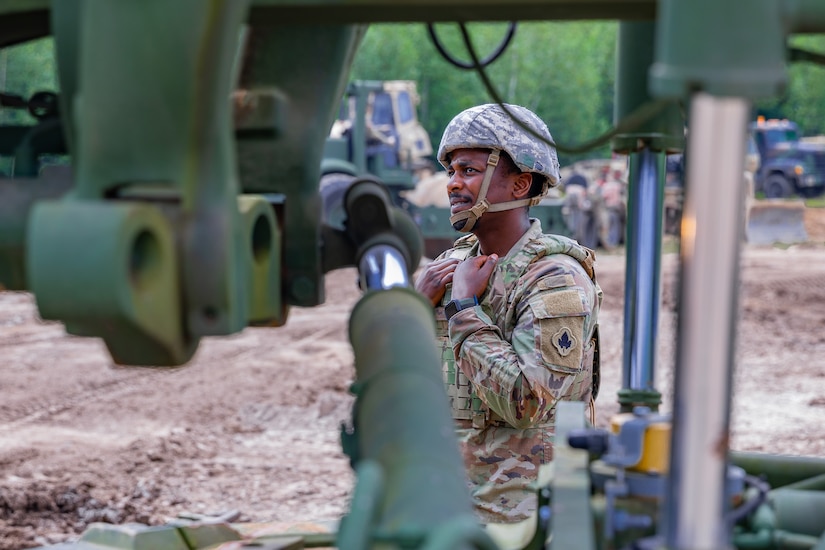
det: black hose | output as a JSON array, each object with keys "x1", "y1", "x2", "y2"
[
  {"x1": 727, "y1": 474, "x2": 771, "y2": 528},
  {"x1": 427, "y1": 22, "x2": 517, "y2": 70}
]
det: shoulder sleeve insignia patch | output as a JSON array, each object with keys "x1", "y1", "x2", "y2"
[{"x1": 552, "y1": 327, "x2": 577, "y2": 357}]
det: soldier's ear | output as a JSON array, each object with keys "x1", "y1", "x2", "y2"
[{"x1": 512, "y1": 172, "x2": 533, "y2": 199}]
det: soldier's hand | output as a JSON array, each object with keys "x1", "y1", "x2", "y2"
[
  {"x1": 451, "y1": 254, "x2": 498, "y2": 301},
  {"x1": 414, "y1": 258, "x2": 460, "y2": 306}
]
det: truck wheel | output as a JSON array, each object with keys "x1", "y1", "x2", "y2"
[
  {"x1": 320, "y1": 172, "x2": 356, "y2": 230},
  {"x1": 764, "y1": 174, "x2": 793, "y2": 199}
]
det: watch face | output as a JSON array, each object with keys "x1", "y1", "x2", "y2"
[{"x1": 445, "y1": 300, "x2": 459, "y2": 320}]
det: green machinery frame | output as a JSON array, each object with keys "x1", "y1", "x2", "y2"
[{"x1": 1, "y1": 1, "x2": 825, "y2": 549}]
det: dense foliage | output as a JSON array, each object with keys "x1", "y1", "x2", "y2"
[
  {"x1": 1, "y1": 27, "x2": 823, "y2": 167},
  {"x1": 755, "y1": 34, "x2": 825, "y2": 137}
]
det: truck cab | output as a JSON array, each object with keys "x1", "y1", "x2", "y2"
[{"x1": 749, "y1": 117, "x2": 825, "y2": 198}]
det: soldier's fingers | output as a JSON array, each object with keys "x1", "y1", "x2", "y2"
[
  {"x1": 426, "y1": 261, "x2": 459, "y2": 279},
  {"x1": 434, "y1": 258, "x2": 461, "y2": 270},
  {"x1": 480, "y1": 254, "x2": 498, "y2": 273},
  {"x1": 436, "y1": 262, "x2": 459, "y2": 276}
]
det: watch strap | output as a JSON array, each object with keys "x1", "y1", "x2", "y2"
[{"x1": 445, "y1": 296, "x2": 479, "y2": 320}]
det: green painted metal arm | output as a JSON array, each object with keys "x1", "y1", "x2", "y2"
[{"x1": 345, "y1": 286, "x2": 491, "y2": 549}]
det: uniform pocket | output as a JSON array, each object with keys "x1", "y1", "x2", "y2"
[{"x1": 528, "y1": 289, "x2": 588, "y2": 375}]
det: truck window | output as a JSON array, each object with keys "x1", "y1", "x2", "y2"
[
  {"x1": 764, "y1": 128, "x2": 798, "y2": 149},
  {"x1": 371, "y1": 92, "x2": 394, "y2": 125},
  {"x1": 396, "y1": 91, "x2": 414, "y2": 124}
]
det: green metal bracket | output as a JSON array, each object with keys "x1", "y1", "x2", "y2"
[
  {"x1": 617, "y1": 388, "x2": 663, "y2": 413},
  {"x1": 613, "y1": 21, "x2": 684, "y2": 154},
  {"x1": 27, "y1": 199, "x2": 194, "y2": 365},
  {"x1": 26, "y1": 0, "x2": 268, "y2": 365},
  {"x1": 238, "y1": 194, "x2": 287, "y2": 326},
  {"x1": 236, "y1": 22, "x2": 366, "y2": 307},
  {"x1": 648, "y1": 0, "x2": 825, "y2": 100}
]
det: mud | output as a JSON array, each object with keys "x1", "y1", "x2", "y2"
[{"x1": 1, "y1": 208, "x2": 824, "y2": 549}]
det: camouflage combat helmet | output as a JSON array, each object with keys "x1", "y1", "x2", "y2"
[{"x1": 437, "y1": 103, "x2": 561, "y2": 232}]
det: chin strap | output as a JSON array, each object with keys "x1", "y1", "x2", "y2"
[{"x1": 449, "y1": 150, "x2": 547, "y2": 233}]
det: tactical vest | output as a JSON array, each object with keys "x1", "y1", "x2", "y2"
[{"x1": 439, "y1": 233, "x2": 600, "y2": 429}]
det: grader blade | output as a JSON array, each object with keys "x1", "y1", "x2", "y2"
[{"x1": 745, "y1": 199, "x2": 808, "y2": 246}]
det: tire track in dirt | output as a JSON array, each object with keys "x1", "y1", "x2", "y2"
[
  {"x1": 0, "y1": 279, "x2": 355, "y2": 430},
  {"x1": 743, "y1": 273, "x2": 825, "y2": 295},
  {"x1": 0, "y1": 370, "x2": 156, "y2": 428},
  {"x1": 0, "y1": 328, "x2": 65, "y2": 348}
]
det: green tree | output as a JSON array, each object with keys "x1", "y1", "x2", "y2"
[{"x1": 752, "y1": 36, "x2": 825, "y2": 137}]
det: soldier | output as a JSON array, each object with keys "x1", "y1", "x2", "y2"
[{"x1": 414, "y1": 104, "x2": 602, "y2": 523}]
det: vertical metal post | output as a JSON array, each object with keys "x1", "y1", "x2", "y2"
[
  {"x1": 664, "y1": 92, "x2": 749, "y2": 550},
  {"x1": 622, "y1": 149, "x2": 664, "y2": 396},
  {"x1": 613, "y1": 21, "x2": 682, "y2": 411}
]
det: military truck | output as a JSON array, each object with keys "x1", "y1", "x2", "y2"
[{"x1": 750, "y1": 117, "x2": 825, "y2": 198}]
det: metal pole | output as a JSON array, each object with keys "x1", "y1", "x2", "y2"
[
  {"x1": 614, "y1": 20, "x2": 680, "y2": 411},
  {"x1": 665, "y1": 92, "x2": 749, "y2": 550},
  {"x1": 622, "y1": 148, "x2": 664, "y2": 395}
]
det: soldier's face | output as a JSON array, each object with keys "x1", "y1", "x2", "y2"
[{"x1": 445, "y1": 149, "x2": 514, "y2": 218}]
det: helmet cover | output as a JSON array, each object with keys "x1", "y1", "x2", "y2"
[{"x1": 437, "y1": 103, "x2": 560, "y2": 188}]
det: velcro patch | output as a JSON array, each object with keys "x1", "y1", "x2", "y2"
[
  {"x1": 536, "y1": 274, "x2": 575, "y2": 290},
  {"x1": 533, "y1": 289, "x2": 586, "y2": 319}
]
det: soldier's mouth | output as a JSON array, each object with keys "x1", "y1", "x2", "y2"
[{"x1": 449, "y1": 194, "x2": 473, "y2": 214}]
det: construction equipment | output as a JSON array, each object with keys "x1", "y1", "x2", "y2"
[
  {"x1": 321, "y1": 79, "x2": 434, "y2": 227},
  {"x1": 1, "y1": 1, "x2": 824, "y2": 549},
  {"x1": 319, "y1": 79, "x2": 462, "y2": 259}
]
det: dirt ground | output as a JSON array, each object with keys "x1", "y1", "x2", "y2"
[{"x1": 1, "y1": 207, "x2": 824, "y2": 549}]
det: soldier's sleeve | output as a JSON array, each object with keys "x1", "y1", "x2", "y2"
[{"x1": 448, "y1": 257, "x2": 595, "y2": 429}]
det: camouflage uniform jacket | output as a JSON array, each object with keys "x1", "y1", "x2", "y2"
[{"x1": 433, "y1": 219, "x2": 602, "y2": 523}]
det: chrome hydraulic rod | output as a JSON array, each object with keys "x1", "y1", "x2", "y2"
[
  {"x1": 622, "y1": 148, "x2": 664, "y2": 394},
  {"x1": 664, "y1": 92, "x2": 749, "y2": 550},
  {"x1": 358, "y1": 244, "x2": 411, "y2": 290}
]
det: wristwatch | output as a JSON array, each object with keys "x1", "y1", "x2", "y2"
[{"x1": 444, "y1": 296, "x2": 479, "y2": 320}]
